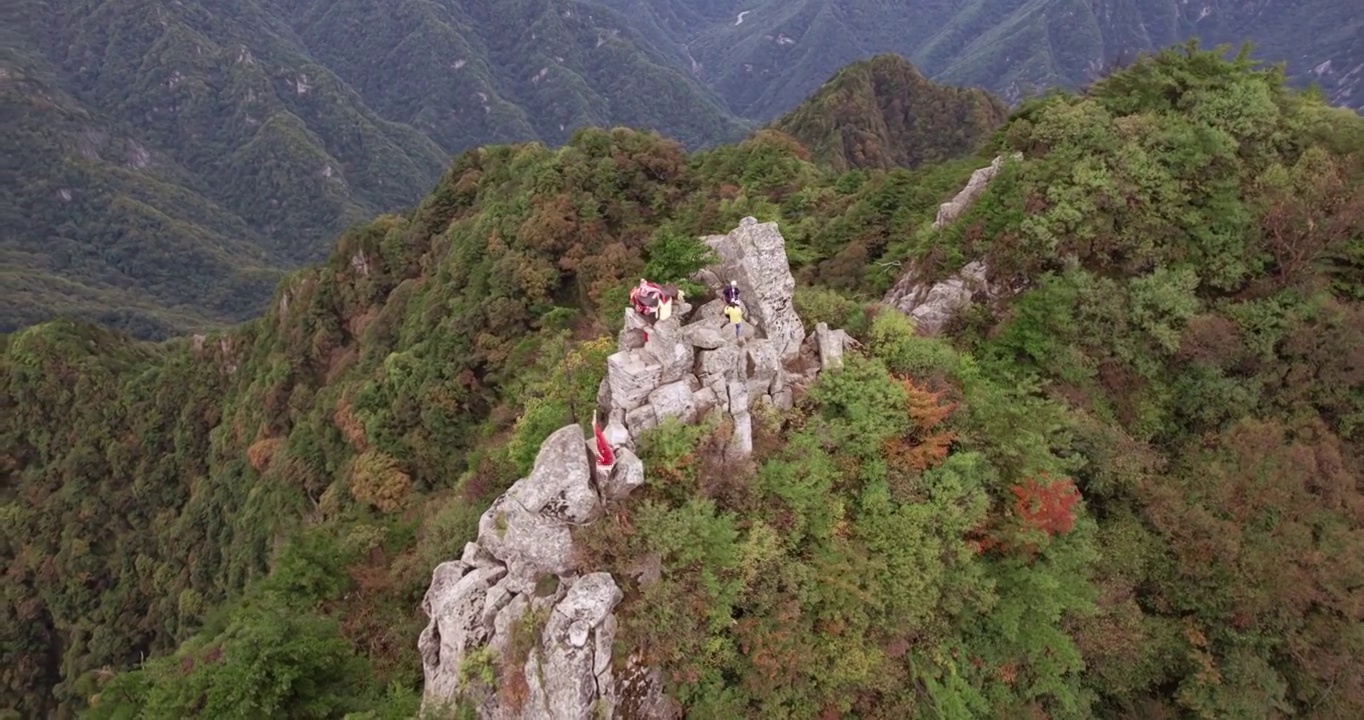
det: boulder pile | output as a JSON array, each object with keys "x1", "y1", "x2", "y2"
[{"x1": 599, "y1": 216, "x2": 849, "y2": 462}]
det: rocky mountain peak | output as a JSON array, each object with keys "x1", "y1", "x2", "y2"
[{"x1": 416, "y1": 217, "x2": 852, "y2": 718}]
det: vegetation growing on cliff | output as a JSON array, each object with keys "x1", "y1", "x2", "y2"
[
  {"x1": 771, "y1": 54, "x2": 1010, "y2": 172},
  {"x1": 4, "y1": 44, "x2": 1362, "y2": 718}
]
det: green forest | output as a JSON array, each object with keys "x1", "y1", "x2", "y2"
[
  {"x1": 4, "y1": 43, "x2": 1363, "y2": 719},
  {"x1": 770, "y1": 54, "x2": 1010, "y2": 173}
]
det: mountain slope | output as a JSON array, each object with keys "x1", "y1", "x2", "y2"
[
  {"x1": 612, "y1": 0, "x2": 1364, "y2": 118},
  {"x1": 3, "y1": 0, "x2": 752, "y2": 340},
  {"x1": 32, "y1": 0, "x2": 453, "y2": 261},
  {"x1": 770, "y1": 54, "x2": 1010, "y2": 171},
  {"x1": 3, "y1": 0, "x2": 453, "y2": 338},
  {"x1": 1, "y1": 29, "x2": 284, "y2": 338},
  {"x1": 273, "y1": 0, "x2": 752, "y2": 153}
]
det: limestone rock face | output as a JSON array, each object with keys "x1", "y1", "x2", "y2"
[
  {"x1": 420, "y1": 563, "x2": 508, "y2": 703},
  {"x1": 599, "y1": 217, "x2": 860, "y2": 462},
  {"x1": 698, "y1": 216, "x2": 806, "y2": 361},
  {"x1": 884, "y1": 154, "x2": 1018, "y2": 335},
  {"x1": 522, "y1": 573, "x2": 623, "y2": 720},
  {"x1": 642, "y1": 317, "x2": 694, "y2": 385},
  {"x1": 419, "y1": 426, "x2": 622, "y2": 719},
  {"x1": 477, "y1": 426, "x2": 599, "y2": 593},
  {"x1": 682, "y1": 322, "x2": 727, "y2": 350},
  {"x1": 648, "y1": 380, "x2": 697, "y2": 424},
  {"x1": 419, "y1": 217, "x2": 857, "y2": 719}
]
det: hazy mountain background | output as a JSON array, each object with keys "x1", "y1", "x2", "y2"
[
  {"x1": 612, "y1": 0, "x2": 1364, "y2": 117},
  {"x1": 1, "y1": 0, "x2": 750, "y2": 339},
  {"x1": 5, "y1": 0, "x2": 1361, "y2": 339}
]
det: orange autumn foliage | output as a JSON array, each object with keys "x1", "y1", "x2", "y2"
[
  {"x1": 883, "y1": 377, "x2": 957, "y2": 473},
  {"x1": 1012, "y1": 474, "x2": 1081, "y2": 537},
  {"x1": 965, "y1": 473, "x2": 1082, "y2": 559},
  {"x1": 333, "y1": 394, "x2": 367, "y2": 450},
  {"x1": 246, "y1": 436, "x2": 285, "y2": 473}
]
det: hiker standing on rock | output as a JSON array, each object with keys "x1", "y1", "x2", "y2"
[
  {"x1": 723, "y1": 280, "x2": 740, "y2": 306},
  {"x1": 723, "y1": 302, "x2": 744, "y2": 341}
]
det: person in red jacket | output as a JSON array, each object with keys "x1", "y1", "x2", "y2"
[{"x1": 630, "y1": 278, "x2": 666, "y2": 317}]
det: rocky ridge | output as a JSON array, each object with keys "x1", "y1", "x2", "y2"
[
  {"x1": 882, "y1": 154, "x2": 1019, "y2": 335},
  {"x1": 417, "y1": 217, "x2": 850, "y2": 719}
]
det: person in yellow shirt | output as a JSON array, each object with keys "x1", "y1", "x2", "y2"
[{"x1": 722, "y1": 302, "x2": 744, "y2": 340}]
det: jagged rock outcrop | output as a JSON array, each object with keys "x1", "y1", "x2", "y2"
[
  {"x1": 419, "y1": 425, "x2": 627, "y2": 719},
  {"x1": 695, "y1": 216, "x2": 806, "y2": 361},
  {"x1": 420, "y1": 217, "x2": 850, "y2": 719},
  {"x1": 883, "y1": 154, "x2": 1019, "y2": 335},
  {"x1": 599, "y1": 217, "x2": 835, "y2": 462},
  {"x1": 932, "y1": 152, "x2": 1020, "y2": 229},
  {"x1": 883, "y1": 260, "x2": 993, "y2": 336}
]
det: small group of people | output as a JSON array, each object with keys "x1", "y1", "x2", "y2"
[
  {"x1": 629, "y1": 279, "x2": 682, "y2": 321},
  {"x1": 629, "y1": 277, "x2": 745, "y2": 340}
]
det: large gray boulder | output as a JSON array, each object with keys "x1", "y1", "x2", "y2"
[
  {"x1": 419, "y1": 425, "x2": 623, "y2": 719},
  {"x1": 477, "y1": 426, "x2": 600, "y2": 593},
  {"x1": 883, "y1": 260, "x2": 992, "y2": 337},
  {"x1": 599, "y1": 447, "x2": 644, "y2": 500},
  {"x1": 698, "y1": 216, "x2": 806, "y2": 361},
  {"x1": 814, "y1": 322, "x2": 846, "y2": 372},
  {"x1": 648, "y1": 380, "x2": 698, "y2": 424}
]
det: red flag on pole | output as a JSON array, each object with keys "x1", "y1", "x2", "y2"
[{"x1": 592, "y1": 411, "x2": 614, "y2": 466}]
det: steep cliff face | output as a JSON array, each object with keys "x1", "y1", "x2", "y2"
[
  {"x1": 417, "y1": 424, "x2": 627, "y2": 719},
  {"x1": 417, "y1": 217, "x2": 850, "y2": 718}
]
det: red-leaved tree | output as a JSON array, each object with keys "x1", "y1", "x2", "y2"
[
  {"x1": 1012, "y1": 474, "x2": 1081, "y2": 537},
  {"x1": 967, "y1": 473, "x2": 1082, "y2": 558}
]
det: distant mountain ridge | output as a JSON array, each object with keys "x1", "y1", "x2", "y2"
[
  {"x1": 271, "y1": 0, "x2": 749, "y2": 153},
  {"x1": 5, "y1": 0, "x2": 1359, "y2": 340},
  {"x1": 609, "y1": 0, "x2": 1364, "y2": 119}
]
